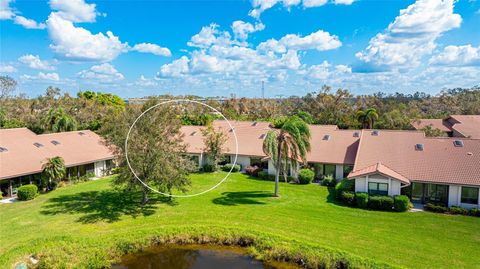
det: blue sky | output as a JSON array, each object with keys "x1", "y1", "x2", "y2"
[{"x1": 1, "y1": 0, "x2": 479, "y2": 98}]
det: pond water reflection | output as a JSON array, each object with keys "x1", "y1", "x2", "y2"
[{"x1": 112, "y1": 244, "x2": 299, "y2": 269}]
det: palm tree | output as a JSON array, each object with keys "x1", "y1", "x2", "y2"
[
  {"x1": 263, "y1": 116, "x2": 311, "y2": 197},
  {"x1": 42, "y1": 156, "x2": 66, "y2": 190},
  {"x1": 357, "y1": 108, "x2": 379, "y2": 129},
  {"x1": 44, "y1": 107, "x2": 77, "y2": 132}
]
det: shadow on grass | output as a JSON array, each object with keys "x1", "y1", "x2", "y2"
[
  {"x1": 40, "y1": 190, "x2": 171, "y2": 223},
  {"x1": 212, "y1": 191, "x2": 272, "y2": 206}
]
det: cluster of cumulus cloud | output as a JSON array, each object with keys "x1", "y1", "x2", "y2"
[{"x1": 0, "y1": 0, "x2": 479, "y2": 94}]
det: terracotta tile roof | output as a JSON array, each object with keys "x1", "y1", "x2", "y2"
[
  {"x1": 181, "y1": 120, "x2": 359, "y2": 165},
  {"x1": 0, "y1": 128, "x2": 114, "y2": 180},
  {"x1": 348, "y1": 162, "x2": 410, "y2": 184},
  {"x1": 352, "y1": 130, "x2": 480, "y2": 186},
  {"x1": 411, "y1": 119, "x2": 452, "y2": 132},
  {"x1": 448, "y1": 115, "x2": 480, "y2": 139},
  {"x1": 306, "y1": 126, "x2": 360, "y2": 165}
]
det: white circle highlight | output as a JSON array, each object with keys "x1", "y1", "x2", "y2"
[{"x1": 124, "y1": 99, "x2": 239, "y2": 198}]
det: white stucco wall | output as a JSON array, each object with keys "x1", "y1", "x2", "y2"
[
  {"x1": 354, "y1": 174, "x2": 402, "y2": 196},
  {"x1": 335, "y1": 165, "x2": 344, "y2": 180},
  {"x1": 268, "y1": 159, "x2": 276, "y2": 175},
  {"x1": 448, "y1": 185, "x2": 480, "y2": 208},
  {"x1": 235, "y1": 155, "x2": 251, "y2": 171},
  {"x1": 94, "y1": 160, "x2": 106, "y2": 177}
]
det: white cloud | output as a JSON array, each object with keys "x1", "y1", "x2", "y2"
[
  {"x1": 47, "y1": 12, "x2": 128, "y2": 62},
  {"x1": 77, "y1": 63, "x2": 124, "y2": 82},
  {"x1": 0, "y1": 0, "x2": 15, "y2": 20},
  {"x1": 231, "y1": 21, "x2": 265, "y2": 40},
  {"x1": 21, "y1": 72, "x2": 60, "y2": 82},
  {"x1": 187, "y1": 23, "x2": 234, "y2": 48},
  {"x1": 429, "y1": 44, "x2": 480, "y2": 66},
  {"x1": 131, "y1": 43, "x2": 171, "y2": 57},
  {"x1": 249, "y1": 0, "x2": 353, "y2": 18},
  {"x1": 49, "y1": 0, "x2": 97, "y2": 23},
  {"x1": 13, "y1": 15, "x2": 46, "y2": 29},
  {"x1": 257, "y1": 30, "x2": 341, "y2": 53},
  {"x1": 333, "y1": 0, "x2": 354, "y2": 4},
  {"x1": 0, "y1": 65, "x2": 17, "y2": 73},
  {"x1": 355, "y1": 0, "x2": 462, "y2": 71},
  {"x1": 18, "y1": 54, "x2": 55, "y2": 70},
  {"x1": 135, "y1": 75, "x2": 158, "y2": 87},
  {"x1": 157, "y1": 56, "x2": 190, "y2": 78}
]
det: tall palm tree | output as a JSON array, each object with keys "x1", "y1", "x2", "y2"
[
  {"x1": 42, "y1": 156, "x2": 66, "y2": 190},
  {"x1": 263, "y1": 116, "x2": 311, "y2": 197},
  {"x1": 357, "y1": 108, "x2": 379, "y2": 129}
]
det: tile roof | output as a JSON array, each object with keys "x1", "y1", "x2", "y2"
[
  {"x1": 448, "y1": 115, "x2": 480, "y2": 139},
  {"x1": 348, "y1": 162, "x2": 410, "y2": 184},
  {"x1": 352, "y1": 130, "x2": 480, "y2": 186},
  {"x1": 411, "y1": 119, "x2": 452, "y2": 132},
  {"x1": 181, "y1": 120, "x2": 359, "y2": 164},
  {"x1": 0, "y1": 128, "x2": 114, "y2": 180}
]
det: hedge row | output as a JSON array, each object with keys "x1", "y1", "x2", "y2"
[
  {"x1": 424, "y1": 203, "x2": 480, "y2": 217},
  {"x1": 221, "y1": 164, "x2": 241, "y2": 172},
  {"x1": 339, "y1": 191, "x2": 412, "y2": 212}
]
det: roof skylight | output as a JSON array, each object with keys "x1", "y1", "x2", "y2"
[
  {"x1": 372, "y1": 130, "x2": 379, "y2": 136},
  {"x1": 259, "y1": 134, "x2": 266, "y2": 139},
  {"x1": 0, "y1": 147, "x2": 8, "y2": 152},
  {"x1": 33, "y1": 142, "x2": 44, "y2": 148},
  {"x1": 415, "y1": 144, "x2": 424, "y2": 151},
  {"x1": 453, "y1": 140, "x2": 464, "y2": 147},
  {"x1": 353, "y1": 131, "x2": 360, "y2": 137},
  {"x1": 252, "y1": 121, "x2": 258, "y2": 126},
  {"x1": 191, "y1": 131, "x2": 197, "y2": 136},
  {"x1": 51, "y1": 140, "x2": 61, "y2": 145},
  {"x1": 323, "y1": 134, "x2": 331, "y2": 141},
  {"x1": 78, "y1": 131, "x2": 86, "y2": 136}
]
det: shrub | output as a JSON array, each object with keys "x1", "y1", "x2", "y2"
[
  {"x1": 424, "y1": 203, "x2": 447, "y2": 213},
  {"x1": 321, "y1": 176, "x2": 337, "y2": 187},
  {"x1": 393, "y1": 195, "x2": 412, "y2": 212},
  {"x1": 368, "y1": 196, "x2": 394, "y2": 211},
  {"x1": 86, "y1": 172, "x2": 96, "y2": 178},
  {"x1": 221, "y1": 164, "x2": 241, "y2": 172},
  {"x1": 298, "y1": 169, "x2": 315, "y2": 184},
  {"x1": 334, "y1": 179, "x2": 355, "y2": 200},
  {"x1": 202, "y1": 164, "x2": 215, "y2": 172},
  {"x1": 469, "y1": 208, "x2": 480, "y2": 217},
  {"x1": 448, "y1": 206, "x2": 468, "y2": 215},
  {"x1": 258, "y1": 171, "x2": 270, "y2": 180},
  {"x1": 17, "y1": 184, "x2": 38, "y2": 201},
  {"x1": 341, "y1": 191, "x2": 355, "y2": 206},
  {"x1": 355, "y1": 192, "x2": 369, "y2": 208},
  {"x1": 48, "y1": 181, "x2": 58, "y2": 190},
  {"x1": 245, "y1": 165, "x2": 262, "y2": 176}
]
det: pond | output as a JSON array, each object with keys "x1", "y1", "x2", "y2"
[{"x1": 112, "y1": 244, "x2": 300, "y2": 269}]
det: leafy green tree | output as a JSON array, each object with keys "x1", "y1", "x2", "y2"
[
  {"x1": 42, "y1": 156, "x2": 66, "y2": 190},
  {"x1": 101, "y1": 100, "x2": 195, "y2": 204},
  {"x1": 263, "y1": 116, "x2": 311, "y2": 197},
  {"x1": 422, "y1": 125, "x2": 446, "y2": 137},
  {"x1": 357, "y1": 108, "x2": 379, "y2": 129},
  {"x1": 44, "y1": 107, "x2": 78, "y2": 132},
  {"x1": 201, "y1": 123, "x2": 228, "y2": 171}
]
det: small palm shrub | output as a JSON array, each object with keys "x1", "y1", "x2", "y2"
[
  {"x1": 341, "y1": 191, "x2": 355, "y2": 206},
  {"x1": 321, "y1": 176, "x2": 337, "y2": 187},
  {"x1": 355, "y1": 192, "x2": 369, "y2": 208},
  {"x1": 221, "y1": 164, "x2": 241, "y2": 172},
  {"x1": 17, "y1": 184, "x2": 38, "y2": 201},
  {"x1": 393, "y1": 195, "x2": 412, "y2": 212},
  {"x1": 298, "y1": 169, "x2": 315, "y2": 184},
  {"x1": 368, "y1": 196, "x2": 394, "y2": 211}
]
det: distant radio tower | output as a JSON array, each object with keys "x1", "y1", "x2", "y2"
[{"x1": 261, "y1": 80, "x2": 265, "y2": 99}]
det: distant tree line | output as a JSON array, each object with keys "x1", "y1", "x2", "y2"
[{"x1": 1, "y1": 75, "x2": 479, "y2": 133}]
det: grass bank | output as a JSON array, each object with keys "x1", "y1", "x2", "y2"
[{"x1": 0, "y1": 173, "x2": 479, "y2": 268}]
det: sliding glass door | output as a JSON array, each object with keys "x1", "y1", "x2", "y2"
[{"x1": 411, "y1": 182, "x2": 449, "y2": 205}]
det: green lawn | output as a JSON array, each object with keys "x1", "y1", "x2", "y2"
[{"x1": 1, "y1": 173, "x2": 479, "y2": 268}]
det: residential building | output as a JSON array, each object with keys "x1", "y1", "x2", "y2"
[
  {"x1": 412, "y1": 115, "x2": 480, "y2": 139},
  {"x1": 0, "y1": 128, "x2": 115, "y2": 197}
]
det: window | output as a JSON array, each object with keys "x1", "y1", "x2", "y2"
[
  {"x1": 343, "y1": 165, "x2": 353, "y2": 177},
  {"x1": 368, "y1": 182, "x2": 388, "y2": 196},
  {"x1": 461, "y1": 187, "x2": 479, "y2": 204}
]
